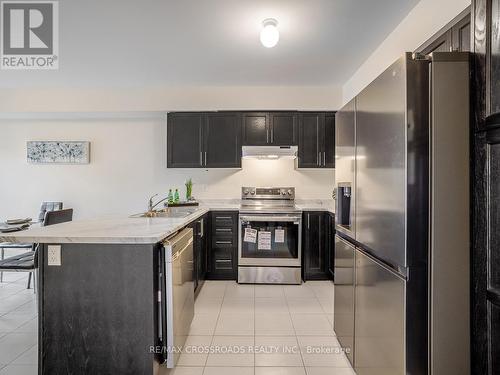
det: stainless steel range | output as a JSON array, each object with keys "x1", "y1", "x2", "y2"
[{"x1": 238, "y1": 187, "x2": 302, "y2": 284}]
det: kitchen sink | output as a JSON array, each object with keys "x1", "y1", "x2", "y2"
[{"x1": 130, "y1": 208, "x2": 199, "y2": 219}]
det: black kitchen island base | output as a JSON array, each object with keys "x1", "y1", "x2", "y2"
[{"x1": 37, "y1": 242, "x2": 163, "y2": 375}]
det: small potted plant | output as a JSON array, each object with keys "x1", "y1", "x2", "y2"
[{"x1": 185, "y1": 178, "x2": 193, "y2": 201}]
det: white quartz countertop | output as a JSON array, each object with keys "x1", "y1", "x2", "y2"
[
  {"x1": 295, "y1": 199, "x2": 335, "y2": 213},
  {"x1": 199, "y1": 199, "x2": 335, "y2": 213},
  {"x1": 0, "y1": 200, "x2": 334, "y2": 245},
  {"x1": 0, "y1": 208, "x2": 210, "y2": 245}
]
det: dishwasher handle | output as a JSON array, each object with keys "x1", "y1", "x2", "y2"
[{"x1": 171, "y1": 237, "x2": 193, "y2": 262}]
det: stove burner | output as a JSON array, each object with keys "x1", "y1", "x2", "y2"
[{"x1": 240, "y1": 186, "x2": 298, "y2": 213}]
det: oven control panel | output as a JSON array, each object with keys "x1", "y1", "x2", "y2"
[{"x1": 241, "y1": 187, "x2": 295, "y2": 199}]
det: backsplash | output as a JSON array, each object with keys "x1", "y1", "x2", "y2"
[{"x1": 188, "y1": 158, "x2": 334, "y2": 200}]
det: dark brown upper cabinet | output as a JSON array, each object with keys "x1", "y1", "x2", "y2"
[
  {"x1": 167, "y1": 112, "x2": 241, "y2": 168},
  {"x1": 297, "y1": 112, "x2": 335, "y2": 168},
  {"x1": 204, "y1": 112, "x2": 242, "y2": 168},
  {"x1": 324, "y1": 113, "x2": 336, "y2": 168},
  {"x1": 242, "y1": 112, "x2": 297, "y2": 146},
  {"x1": 417, "y1": 8, "x2": 471, "y2": 55},
  {"x1": 270, "y1": 112, "x2": 298, "y2": 145},
  {"x1": 471, "y1": 0, "x2": 500, "y2": 131},
  {"x1": 420, "y1": 30, "x2": 453, "y2": 55},
  {"x1": 167, "y1": 112, "x2": 204, "y2": 168},
  {"x1": 452, "y1": 13, "x2": 471, "y2": 52},
  {"x1": 168, "y1": 111, "x2": 333, "y2": 169},
  {"x1": 242, "y1": 112, "x2": 269, "y2": 145},
  {"x1": 487, "y1": 0, "x2": 500, "y2": 123}
]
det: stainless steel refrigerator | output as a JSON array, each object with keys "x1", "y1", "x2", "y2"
[{"x1": 334, "y1": 52, "x2": 470, "y2": 375}]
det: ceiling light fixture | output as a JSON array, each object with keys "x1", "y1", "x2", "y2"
[{"x1": 260, "y1": 18, "x2": 279, "y2": 48}]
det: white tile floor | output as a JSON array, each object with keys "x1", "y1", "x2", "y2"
[
  {"x1": 0, "y1": 274, "x2": 355, "y2": 375},
  {"x1": 0, "y1": 272, "x2": 38, "y2": 375},
  {"x1": 170, "y1": 280, "x2": 355, "y2": 375}
]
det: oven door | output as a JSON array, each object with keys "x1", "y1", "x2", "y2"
[{"x1": 239, "y1": 214, "x2": 302, "y2": 267}]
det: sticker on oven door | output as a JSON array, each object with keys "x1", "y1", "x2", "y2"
[
  {"x1": 244, "y1": 227, "x2": 257, "y2": 243},
  {"x1": 275, "y1": 229, "x2": 285, "y2": 243},
  {"x1": 258, "y1": 231, "x2": 272, "y2": 250}
]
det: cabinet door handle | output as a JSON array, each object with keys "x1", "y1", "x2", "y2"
[
  {"x1": 317, "y1": 152, "x2": 320, "y2": 166},
  {"x1": 307, "y1": 214, "x2": 310, "y2": 229},
  {"x1": 198, "y1": 218, "x2": 204, "y2": 237},
  {"x1": 216, "y1": 216, "x2": 232, "y2": 220},
  {"x1": 216, "y1": 240, "x2": 232, "y2": 245},
  {"x1": 271, "y1": 126, "x2": 274, "y2": 143},
  {"x1": 323, "y1": 152, "x2": 326, "y2": 166},
  {"x1": 204, "y1": 152, "x2": 207, "y2": 166},
  {"x1": 216, "y1": 228, "x2": 232, "y2": 232},
  {"x1": 200, "y1": 151, "x2": 203, "y2": 166},
  {"x1": 266, "y1": 127, "x2": 269, "y2": 144}
]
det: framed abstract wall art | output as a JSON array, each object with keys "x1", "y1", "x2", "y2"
[{"x1": 27, "y1": 141, "x2": 90, "y2": 164}]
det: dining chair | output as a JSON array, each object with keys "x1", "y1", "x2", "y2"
[
  {"x1": 38, "y1": 202, "x2": 63, "y2": 223},
  {"x1": 43, "y1": 208, "x2": 73, "y2": 226},
  {"x1": 0, "y1": 204, "x2": 70, "y2": 291},
  {"x1": 0, "y1": 201, "x2": 63, "y2": 284}
]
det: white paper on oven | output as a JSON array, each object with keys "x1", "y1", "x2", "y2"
[
  {"x1": 275, "y1": 229, "x2": 285, "y2": 243},
  {"x1": 244, "y1": 227, "x2": 257, "y2": 243},
  {"x1": 258, "y1": 231, "x2": 272, "y2": 250}
]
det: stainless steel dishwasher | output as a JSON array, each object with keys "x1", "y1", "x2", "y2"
[{"x1": 162, "y1": 227, "x2": 194, "y2": 368}]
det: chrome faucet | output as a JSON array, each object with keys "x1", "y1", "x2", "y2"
[{"x1": 148, "y1": 194, "x2": 169, "y2": 212}]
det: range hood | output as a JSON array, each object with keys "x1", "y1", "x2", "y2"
[{"x1": 242, "y1": 146, "x2": 298, "y2": 159}]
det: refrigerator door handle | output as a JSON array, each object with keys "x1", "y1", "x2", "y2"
[{"x1": 355, "y1": 247, "x2": 407, "y2": 281}]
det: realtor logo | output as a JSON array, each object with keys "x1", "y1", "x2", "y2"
[{"x1": 1, "y1": 1, "x2": 58, "y2": 69}]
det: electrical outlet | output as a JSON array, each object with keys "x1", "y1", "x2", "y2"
[{"x1": 47, "y1": 245, "x2": 61, "y2": 266}]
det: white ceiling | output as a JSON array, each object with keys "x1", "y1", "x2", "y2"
[{"x1": 0, "y1": 0, "x2": 420, "y2": 88}]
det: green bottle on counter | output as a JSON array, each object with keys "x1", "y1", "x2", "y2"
[
  {"x1": 167, "y1": 189, "x2": 174, "y2": 204},
  {"x1": 174, "y1": 189, "x2": 180, "y2": 203}
]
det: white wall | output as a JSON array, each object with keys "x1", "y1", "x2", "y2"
[
  {"x1": 0, "y1": 117, "x2": 334, "y2": 220},
  {"x1": 0, "y1": 84, "x2": 339, "y2": 220},
  {"x1": 0, "y1": 85, "x2": 343, "y2": 113},
  {"x1": 342, "y1": 0, "x2": 471, "y2": 103}
]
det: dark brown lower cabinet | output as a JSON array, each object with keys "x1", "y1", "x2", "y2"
[
  {"x1": 190, "y1": 213, "x2": 208, "y2": 297},
  {"x1": 302, "y1": 211, "x2": 332, "y2": 280},
  {"x1": 207, "y1": 211, "x2": 238, "y2": 280},
  {"x1": 327, "y1": 212, "x2": 335, "y2": 280}
]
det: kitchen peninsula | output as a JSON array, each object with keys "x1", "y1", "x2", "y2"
[
  {"x1": 0, "y1": 200, "x2": 334, "y2": 374},
  {"x1": 0, "y1": 208, "x2": 216, "y2": 374}
]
